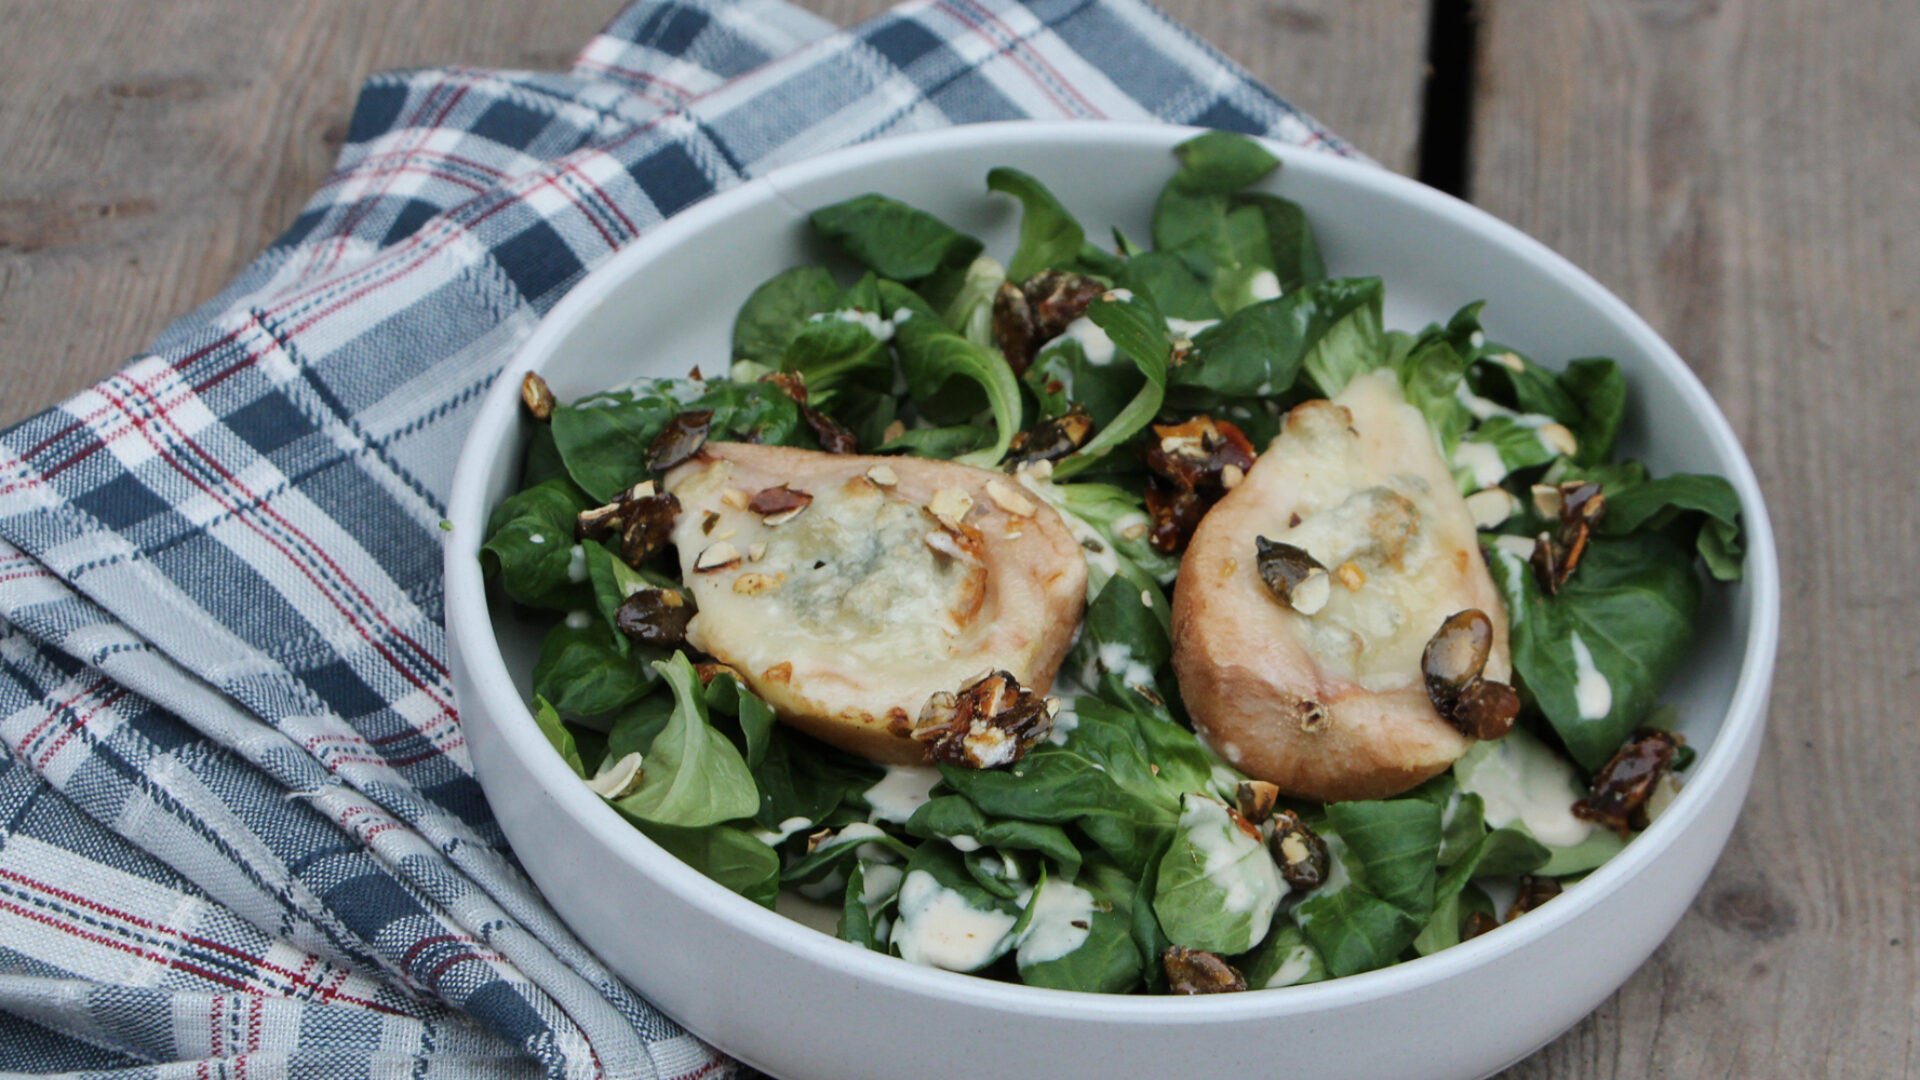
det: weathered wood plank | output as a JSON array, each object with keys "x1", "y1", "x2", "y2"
[
  {"x1": 1471, "y1": 1, "x2": 1918, "y2": 1077},
  {"x1": 0, "y1": 0, "x2": 620, "y2": 430},
  {"x1": 0, "y1": 0, "x2": 1429, "y2": 430}
]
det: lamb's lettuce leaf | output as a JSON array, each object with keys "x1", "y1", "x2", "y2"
[
  {"x1": 1487, "y1": 534, "x2": 1702, "y2": 770},
  {"x1": 481, "y1": 477, "x2": 592, "y2": 610},
  {"x1": 551, "y1": 379, "x2": 807, "y2": 503},
  {"x1": 1016, "y1": 861, "x2": 1142, "y2": 993},
  {"x1": 879, "y1": 281, "x2": 1020, "y2": 467},
  {"x1": 532, "y1": 621, "x2": 654, "y2": 716},
  {"x1": 615, "y1": 653, "x2": 759, "y2": 828},
  {"x1": 732, "y1": 265, "x2": 840, "y2": 367},
  {"x1": 1153, "y1": 794, "x2": 1284, "y2": 954},
  {"x1": 810, "y1": 193, "x2": 984, "y2": 283},
  {"x1": 1052, "y1": 294, "x2": 1171, "y2": 479},
  {"x1": 988, "y1": 167, "x2": 1086, "y2": 283}
]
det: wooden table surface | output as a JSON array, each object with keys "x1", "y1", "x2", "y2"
[{"x1": 0, "y1": 1, "x2": 1911, "y2": 1076}]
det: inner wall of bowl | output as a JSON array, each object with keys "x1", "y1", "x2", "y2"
[{"x1": 488, "y1": 134, "x2": 1748, "y2": 761}]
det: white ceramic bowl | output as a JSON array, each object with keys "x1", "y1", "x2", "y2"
[{"x1": 444, "y1": 122, "x2": 1779, "y2": 1080}]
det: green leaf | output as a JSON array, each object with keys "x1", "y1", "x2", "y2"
[
  {"x1": 615, "y1": 653, "x2": 759, "y2": 827},
  {"x1": 551, "y1": 379, "x2": 806, "y2": 503},
  {"x1": 1559, "y1": 358, "x2": 1626, "y2": 466},
  {"x1": 1116, "y1": 250, "x2": 1221, "y2": 321},
  {"x1": 1015, "y1": 867, "x2": 1142, "y2": 993},
  {"x1": 892, "y1": 844, "x2": 1023, "y2": 972},
  {"x1": 839, "y1": 859, "x2": 903, "y2": 951},
  {"x1": 702, "y1": 670, "x2": 778, "y2": 770},
  {"x1": 810, "y1": 193, "x2": 984, "y2": 283},
  {"x1": 906, "y1": 797, "x2": 1083, "y2": 880},
  {"x1": 1471, "y1": 347, "x2": 1581, "y2": 423},
  {"x1": 1451, "y1": 727, "x2": 1594, "y2": 872},
  {"x1": 630, "y1": 819, "x2": 780, "y2": 907},
  {"x1": 750, "y1": 726, "x2": 883, "y2": 832},
  {"x1": 1023, "y1": 336, "x2": 1145, "y2": 430},
  {"x1": 1234, "y1": 919, "x2": 1327, "y2": 989},
  {"x1": 1294, "y1": 880, "x2": 1423, "y2": 979},
  {"x1": 1051, "y1": 295, "x2": 1171, "y2": 480},
  {"x1": 1232, "y1": 192, "x2": 1326, "y2": 293},
  {"x1": 1069, "y1": 575, "x2": 1173, "y2": 712},
  {"x1": 531, "y1": 620, "x2": 655, "y2": 716},
  {"x1": 519, "y1": 422, "x2": 569, "y2": 488},
  {"x1": 779, "y1": 310, "x2": 891, "y2": 395},
  {"x1": 604, "y1": 688, "x2": 675, "y2": 763},
  {"x1": 1322, "y1": 799, "x2": 1444, "y2": 921},
  {"x1": 580, "y1": 540, "x2": 649, "y2": 646},
  {"x1": 1486, "y1": 535, "x2": 1703, "y2": 770},
  {"x1": 530, "y1": 695, "x2": 585, "y2": 777},
  {"x1": 480, "y1": 478, "x2": 592, "y2": 610},
  {"x1": 780, "y1": 823, "x2": 915, "y2": 885},
  {"x1": 1600, "y1": 473, "x2": 1745, "y2": 582},
  {"x1": 880, "y1": 280, "x2": 1021, "y2": 467},
  {"x1": 1397, "y1": 337, "x2": 1473, "y2": 457},
  {"x1": 932, "y1": 257, "x2": 1007, "y2": 348},
  {"x1": 875, "y1": 424, "x2": 993, "y2": 460},
  {"x1": 1153, "y1": 794, "x2": 1285, "y2": 954},
  {"x1": 1451, "y1": 416, "x2": 1563, "y2": 492},
  {"x1": 934, "y1": 708, "x2": 1181, "y2": 877},
  {"x1": 1152, "y1": 133, "x2": 1282, "y2": 313},
  {"x1": 988, "y1": 167, "x2": 1086, "y2": 283},
  {"x1": 1291, "y1": 277, "x2": 1388, "y2": 397},
  {"x1": 732, "y1": 265, "x2": 841, "y2": 367}
]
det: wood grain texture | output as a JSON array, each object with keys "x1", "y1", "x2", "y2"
[
  {"x1": 0, "y1": 0, "x2": 1430, "y2": 430},
  {"x1": 1471, "y1": 1, "x2": 1918, "y2": 1076}
]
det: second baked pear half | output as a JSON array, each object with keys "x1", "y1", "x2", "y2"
[
  {"x1": 1172, "y1": 369, "x2": 1514, "y2": 802},
  {"x1": 663, "y1": 443, "x2": 1087, "y2": 764}
]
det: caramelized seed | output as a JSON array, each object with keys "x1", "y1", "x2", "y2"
[
  {"x1": 1007, "y1": 404, "x2": 1095, "y2": 466},
  {"x1": 1461, "y1": 910, "x2": 1500, "y2": 941},
  {"x1": 1022, "y1": 270, "x2": 1108, "y2": 340},
  {"x1": 1573, "y1": 728, "x2": 1683, "y2": 837},
  {"x1": 1235, "y1": 780, "x2": 1280, "y2": 825},
  {"x1": 614, "y1": 588, "x2": 692, "y2": 647},
  {"x1": 991, "y1": 281, "x2": 1039, "y2": 374},
  {"x1": 1254, "y1": 537, "x2": 1331, "y2": 615},
  {"x1": 520, "y1": 372, "x2": 555, "y2": 420},
  {"x1": 618, "y1": 493, "x2": 681, "y2": 566},
  {"x1": 1267, "y1": 810, "x2": 1331, "y2": 891},
  {"x1": 1422, "y1": 609, "x2": 1494, "y2": 707},
  {"x1": 911, "y1": 670, "x2": 1053, "y2": 769},
  {"x1": 1162, "y1": 947, "x2": 1247, "y2": 994},
  {"x1": 647, "y1": 410, "x2": 713, "y2": 472},
  {"x1": 576, "y1": 500, "x2": 625, "y2": 541},
  {"x1": 1506, "y1": 875, "x2": 1562, "y2": 920},
  {"x1": 1453, "y1": 679, "x2": 1520, "y2": 740}
]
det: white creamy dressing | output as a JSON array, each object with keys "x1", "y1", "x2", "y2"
[
  {"x1": 1457, "y1": 730, "x2": 1595, "y2": 847},
  {"x1": 1452, "y1": 439, "x2": 1509, "y2": 489},
  {"x1": 1455, "y1": 381, "x2": 1517, "y2": 421},
  {"x1": 1264, "y1": 945, "x2": 1317, "y2": 988},
  {"x1": 860, "y1": 862, "x2": 904, "y2": 906},
  {"x1": 1570, "y1": 631, "x2": 1613, "y2": 720},
  {"x1": 1094, "y1": 641, "x2": 1156, "y2": 692},
  {"x1": 1179, "y1": 795, "x2": 1287, "y2": 915},
  {"x1": 566, "y1": 543, "x2": 588, "y2": 583},
  {"x1": 1060, "y1": 315, "x2": 1117, "y2": 365},
  {"x1": 808, "y1": 308, "x2": 897, "y2": 342},
  {"x1": 864, "y1": 765, "x2": 942, "y2": 824},
  {"x1": 1248, "y1": 269, "x2": 1282, "y2": 300},
  {"x1": 751, "y1": 815, "x2": 814, "y2": 846},
  {"x1": 564, "y1": 610, "x2": 593, "y2": 629},
  {"x1": 1492, "y1": 534, "x2": 1538, "y2": 561},
  {"x1": 1046, "y1": 699, "x2": 1080, "y2": 746},
  {"x1": 891, "y1": 870, "x2": 1019, "y2": 971},
  {"x1": 1015, "y1": 878, "x2": 1097, "y2": 966},
  {"x1": 1165, "y1": 316, "x2": 1220, "y2": 339}
]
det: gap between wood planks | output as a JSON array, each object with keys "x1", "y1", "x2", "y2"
[{"x1": 1417, "y1": 0, "x2": 1478, "y2": 197}]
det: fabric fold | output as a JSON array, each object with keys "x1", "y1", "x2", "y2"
[{"x1": 0, "y1": 0, "x2": 1355, "y2": 1074}]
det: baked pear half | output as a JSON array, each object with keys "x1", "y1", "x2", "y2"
[
  {"x1": 663, "y1": 443, "x2": 1087, "y2": 763},
  {"x1": 1171, "y1": 369, "x2": 1511, "y2": 801}
]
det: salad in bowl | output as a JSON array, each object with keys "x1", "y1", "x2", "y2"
[{"x1": 476, "y1": 132, "x2": 1747, "y2": 996}]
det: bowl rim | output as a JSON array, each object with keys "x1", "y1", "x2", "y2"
[{"x1": 444, "y1": 119, "x2": 1781, "y2": 1021}]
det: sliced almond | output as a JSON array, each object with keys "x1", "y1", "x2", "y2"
[
  {"x1": 1539, "y1": 423, "x2": 1579, "y2": 457},
  {"x1": 733, "y1": 573, "x2": 782, "y2": 596},
  {"x1": 584, "y1": 751, "x2": 645, "y2": 799},
  {"x1": 763, "y1": 505, "x2": 809, "y2": 527},
  {"x1": 747, "y1": 542, "x2": 766, "y2": 562},
  {"x1": 1221, "y1": 463, "x2": 1246, "y2": 490},
  {"x1": 866, "y1": 464, "x2": 900, "y2": 487},
  {"x1": 720, "y1": 487, "x2": 750, "y2": 510},
  {"x1": 694, "y1": 541, "x2": 740, "y2": 572},
  {"x1": 627, "y1": 480, "x2": 657, "y2": 500},
  {"x1": 928, "y1": 487, "x2": 975, "y2": 527},
  {"x1": 881, "y1": 419, "x2": 907, "y2": 445},
  {"x1": 1530, "y1": 483, "x2": 1566, "y2": 519},
  {"x1": 1466, "y1": 487, "x2": 1519, "y2": 529},
  {"x1": 984, "y1": 479, "x2": 1036, "y2": 517},
  {"x1": 521, "y1": 372, "x2": 555, "y2": 419},
  {"x1": 1333, "y1": 561, "x2": 1367, "y2": 591}
]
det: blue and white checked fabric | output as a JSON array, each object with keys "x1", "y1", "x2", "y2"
[{"x1": 0, "y1": 0, "x2": 1356, "y2": 1074}]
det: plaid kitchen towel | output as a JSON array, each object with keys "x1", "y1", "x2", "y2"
[{"x1": 0, "y1": 0, "x2": 1356, "y2": 1075}]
